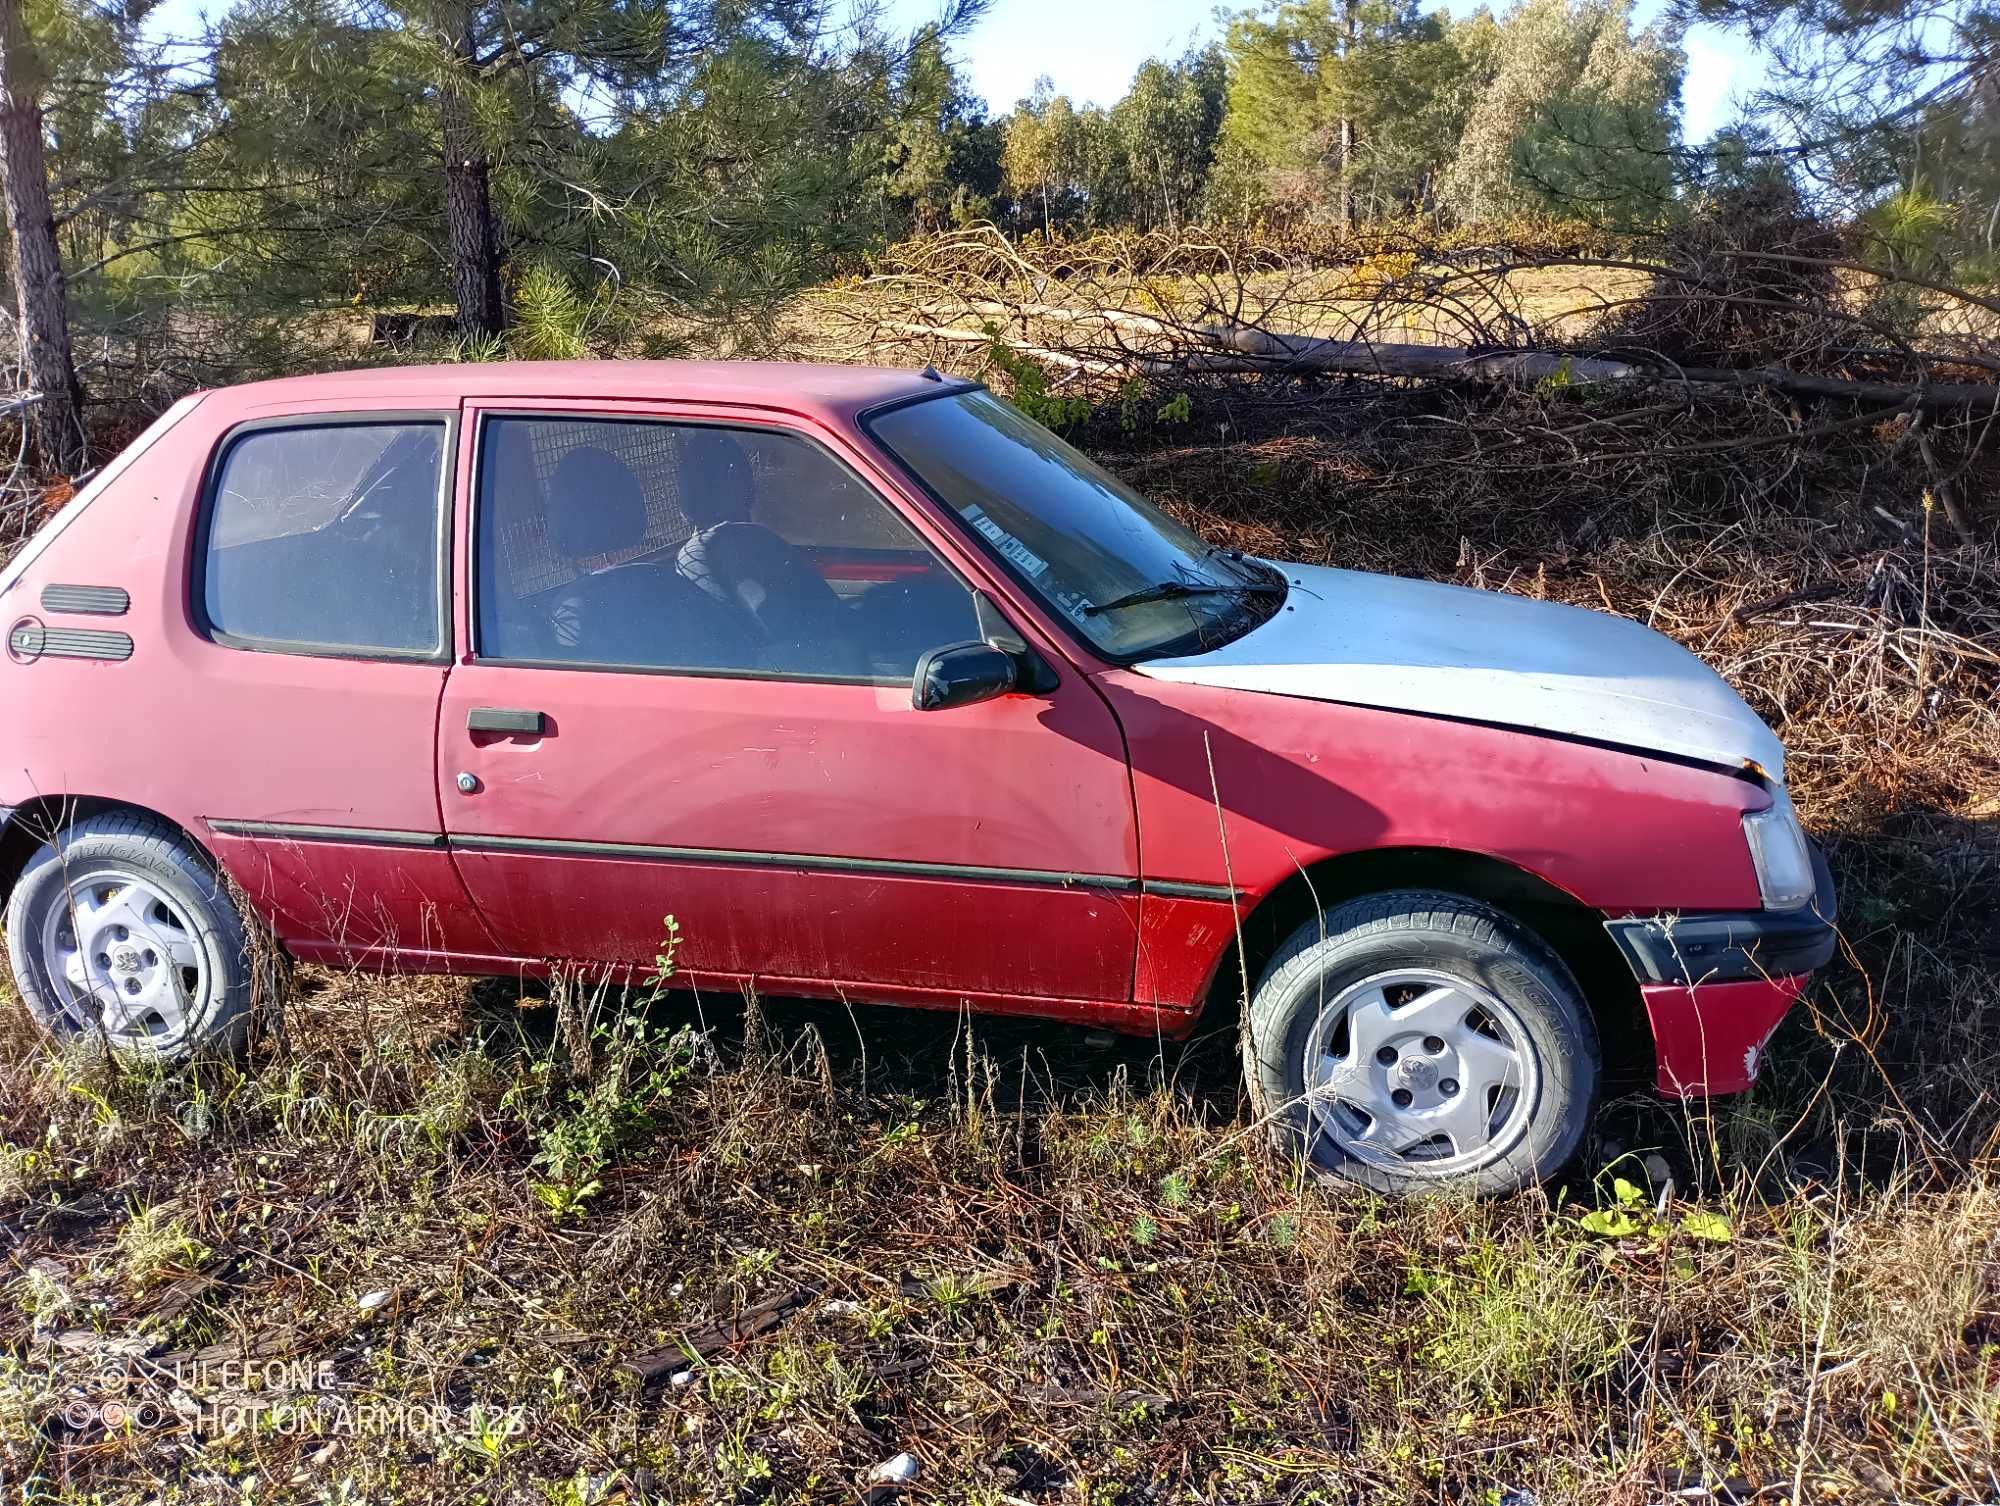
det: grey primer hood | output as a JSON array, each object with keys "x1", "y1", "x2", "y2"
[{"x1": 1135, "y1": 563, "x2": 1787, "y2": 779}]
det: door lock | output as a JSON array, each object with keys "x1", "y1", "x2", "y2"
[{"x1": 455, "y1": 771, "x2": 481, "y2": 794}]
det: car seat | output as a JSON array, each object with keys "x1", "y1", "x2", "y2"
[
  {"x1": 540, "y1": 445, "x2": 755, "y2": 670},
  {"x1": 673, "y1": 430, "x2": 861, "y2": 675}
]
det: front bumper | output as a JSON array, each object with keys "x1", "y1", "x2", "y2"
[{"x1": 1604, "y1": 843, "x2": 1837, "y2": 1097}]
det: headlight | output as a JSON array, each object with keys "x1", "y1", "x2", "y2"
[{"x1": 1742, "y1": 783, "x2": 1814, "y2": 911}]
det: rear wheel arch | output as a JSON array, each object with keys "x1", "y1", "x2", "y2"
[
  {"x1": 2, "y1": 797, "x2": 219, "y2": 905},
  {"x1": 1215, "y1": 846, "x2": 1653, "y2": 1092},
  {"x1": 3, "y1": 802, "x2": 271, "y2": 1057}
]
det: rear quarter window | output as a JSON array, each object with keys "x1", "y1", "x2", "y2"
[{"x1": 200, "y1": 420, "x2": 448, "y2": 657}]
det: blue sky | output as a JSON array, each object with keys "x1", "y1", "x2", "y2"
[
  {"x1": 144, "y1": 0, "x2": 1767, "y2": 144},
  {"x1": 885, "y1": 0, "x2": 1762, "y2": 143}
]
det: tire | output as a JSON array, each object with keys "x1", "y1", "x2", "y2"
[
  {"x1": 1243, "y1": 889, "x2": 1599, "y2": 1197},
  {"x1": 4, "y1": 812, "x2": 257, "y2": 1060}
]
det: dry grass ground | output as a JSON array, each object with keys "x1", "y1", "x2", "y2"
[
  {"x1": 4, "y1": 343, "x2": 2000, "y2": 1504},
  {"x1": 782, "y1": 258, "x2": 1661, "y2": 358}
]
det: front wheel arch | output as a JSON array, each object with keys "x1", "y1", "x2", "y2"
[
  {"x1": 1205, "y1": 846, "x2": 1652, "y2": 1094},
  {"x1": 1244, "y1": 887, "x2": 1602, "y2": 1195}
]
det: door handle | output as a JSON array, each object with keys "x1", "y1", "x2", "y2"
[{"x1": 468, "y1": 707, "x2": 546, "y2": 735}]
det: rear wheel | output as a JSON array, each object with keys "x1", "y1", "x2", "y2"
[
  {"x1": 4, "y1": 812, "x2": 256, "y2": 1059},
  {"x1": 1244, "y1": 890, "x2": 1599, "y2": 1197}
]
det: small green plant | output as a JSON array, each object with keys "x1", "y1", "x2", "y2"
[
  {"x1": 1574, "y1": 1174, "x2": 1734, "y2": 1244},
  {"x1": 1113, "y1": 381, "x2": 1190, "y2": 433},
  {"x1": 527, "y1": 919, "x2": 695, "y2": 1222},
  {"x1": 1411, "y1": 1239, "x2": 1626, "y2": 1407},
  {"x1": 1574, "y1": 1175, "x2": 1651, "y2": 1238},
  {"x1": 926, "y1": 1271, "x2": 978, "y2": 1312},
  {"x1": 1118, "y1": 376, "x2": 1146, "y2": 432},
  {"x1": 117, "y1": 1203, "x2": 211, "y2": 1288},
  {"x1": 0, "y1": 1139, "x2": 57, "y2": 1201},
  {"x1": 456, "y1": 1403, "x2": 526, "y2": 1466},
  {"x1": 530, "y1": 1175, "x2": 604, "y2": 1221}
]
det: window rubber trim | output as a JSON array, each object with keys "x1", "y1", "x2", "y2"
[{"x1": 192, "y1": 411, "x2": 457, "y2": 665}]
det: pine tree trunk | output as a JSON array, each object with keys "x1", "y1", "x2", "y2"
[
  {"x1": 0, "y1": 0, "x2": 85, "y2": 474},
  {"x1": 437, "y1": 4, "x2": 502, "y2": 340}
]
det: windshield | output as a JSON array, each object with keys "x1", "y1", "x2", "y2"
[{"x1": 866, "y1": 388, "x2": 1285, "y2": 661}]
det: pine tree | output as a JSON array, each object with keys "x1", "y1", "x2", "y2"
[
  {"x1": 1220, "y1": 0, "x2": 1473, "y2": 225},
  {"x1": 0, "y1": 0, "x2": 134, "y2": 470}
]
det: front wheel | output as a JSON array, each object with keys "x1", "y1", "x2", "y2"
[
  {"x1": 1244, "y1": 890, "x2": 1599, "y2": 1197},
  {"x1": 5, "y1": 812, "x2": 258, "y2": 1060}
]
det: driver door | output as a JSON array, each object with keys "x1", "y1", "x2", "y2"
[{"x1": 439, "y1": 403, "x2": 1142, "y2": 1006}]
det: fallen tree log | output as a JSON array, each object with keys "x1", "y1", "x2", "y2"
[
  {"x1": 1172, "y1": 327, "x2": 2000, "y2": 410},
  {"x1": 868, "y1": 320, "x2": 1125, "y2": 376}
]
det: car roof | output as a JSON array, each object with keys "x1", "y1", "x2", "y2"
[{"x1": 211, "y1": 360, "x2": 964, "y2": 424}]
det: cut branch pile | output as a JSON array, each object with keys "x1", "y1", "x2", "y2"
[
  {"x1": 803, "y1": 226, "x2": 2000, "y2": 415},
  {"x1": 792, "y1": 225, "x2": 2000, "y2": 541}
]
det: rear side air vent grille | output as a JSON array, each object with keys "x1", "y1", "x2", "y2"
[
  {"x1": 9, "y1": 623, "x2": 133, "y2": 662},
  {"x1": 41, "y1": 584, "x2": 130, "y2": 616}
]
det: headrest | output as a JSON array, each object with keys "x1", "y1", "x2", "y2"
[
  {"x1": 546, "y1": 446, "x2": 648, "y2": 559},
  {"x1": 678, "y1": 430, "x2": 755, "y2": 530}
]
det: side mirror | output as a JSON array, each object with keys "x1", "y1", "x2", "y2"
[{"x1": 912, "y1": 640, "x2": 1019, "y2": 712}]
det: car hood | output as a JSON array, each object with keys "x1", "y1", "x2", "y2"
[{"x1": 1134, "y1": 562, "x2": 1786, "y2": 779}]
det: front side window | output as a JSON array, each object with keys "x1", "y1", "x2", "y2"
[
  {"x1": 866, "y1": 388, "x2": 1285, "y2": 660},
  {"x1": 203, "y1": 420, "x2": 445, "y2": 656},
  {"x1": 475, "y1": 415, "x2": 980, "y2": 680}
]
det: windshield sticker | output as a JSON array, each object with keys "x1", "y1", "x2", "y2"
[
  {"x1": 1051, "y1": 588, "x2": 1093, "y2": 625},
  {"x1": 964, "y1": 505, "x2": 1050, "y2": 579}
]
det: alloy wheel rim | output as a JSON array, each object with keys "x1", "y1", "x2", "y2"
[
  {"x1": 1303, "y1": 967, "x2": 1539, "y2": 1177},
  {"x1": 37, "y1": 868, "x2": 206, "y2": 1048}
]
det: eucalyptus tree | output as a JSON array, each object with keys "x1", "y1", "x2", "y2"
[
  {"x1": 880, "y1": 23, "x2": 999, "y2": 233},
  {"x1": 1437, "y1": 0, "x2": 1681, "y2": 224},
  {"x1": 1001, "y1": 79, "x2": 1086, "y2": 234},
  {"x1": 1107, "y1": 46, "x2": 1226, "y2": 232}
]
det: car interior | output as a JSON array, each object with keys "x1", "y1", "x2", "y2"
[
  {"x1": 477, "y1": 416, "x2": 982, "y2": 680},
  {"x1": 203, "y1": 422, "x2": 445, "y2": 654}
]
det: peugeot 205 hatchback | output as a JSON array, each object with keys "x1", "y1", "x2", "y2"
[{"x1": 0, "y1": 362, "x2": 1837, "y2": 1194}]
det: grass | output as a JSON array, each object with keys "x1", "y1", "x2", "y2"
[
  {"x1": 2, "y1": 975, "x2": 1996, "y2": 1502},
  {"x1": 4, "y1": 301, "x2": 2000, "y2": 1501}
]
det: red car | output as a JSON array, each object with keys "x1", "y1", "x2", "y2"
[{"x1": 0, "y1": 362, "x2": 1834, "y2": 1193}]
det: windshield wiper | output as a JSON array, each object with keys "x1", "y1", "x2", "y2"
[{"x1": 1083, "y1": 576, "x2": 1285, "y2": 617}]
